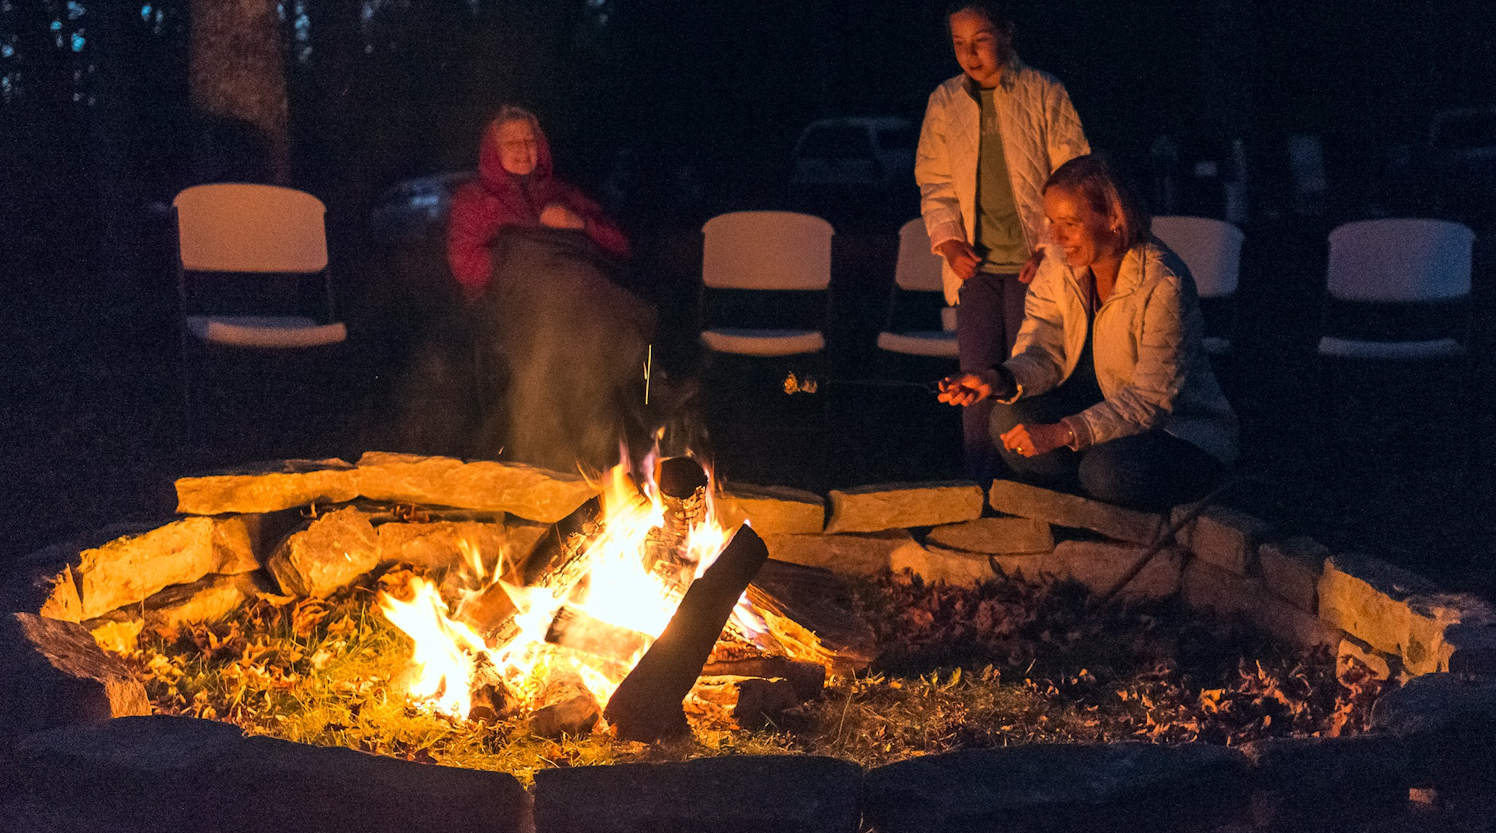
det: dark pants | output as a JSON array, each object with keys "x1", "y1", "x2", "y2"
[
  {"x1": 957, "y1": 270, "x2": 1027, "y2": 481},
  {"x1": 991, "y1": 387, "x2": 1224, "y2": 512}
]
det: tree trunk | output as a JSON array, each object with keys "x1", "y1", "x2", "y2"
[{"x1": 187, "y1": 0, "x2": 290, "y2": 184}]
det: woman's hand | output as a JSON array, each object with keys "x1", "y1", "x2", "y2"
[
  {"x1": 999, "y1": 422, "x2": 1072, "y2": 457},
  {"x1": 937, "y1": 371, "x2": 995, "y2": 406},
  {"x1": 1018, "y1": 248, "x2": 1045, "y2": 284},
  {"x1": 935, "y1": 239, "x2": 981, "y2": 282},
  {"x1": 539, "y1": 203, "x2": 586, "y2": 230}
]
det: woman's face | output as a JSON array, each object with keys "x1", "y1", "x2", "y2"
[
  {"x1": 948, "y1": 8, "x2": 1009, "y2": 89},
  {"x1": 495, "y1": 119, "x2": 539, "y2": 176},
  {"x1": 1043, "y1": 184, "x2": 1122, "y2": 269}
]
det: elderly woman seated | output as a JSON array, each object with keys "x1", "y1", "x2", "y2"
[
  {"x1": 446, "y1": 106, "x2": 652, "y2": 472},
  {"x1": 938, "y1": 154, "x2": 1237, "y2": 510}
]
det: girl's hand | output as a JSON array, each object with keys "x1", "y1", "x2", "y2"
[{"x1": 935, "y1": 239, "x2": 981, "y2": 282}]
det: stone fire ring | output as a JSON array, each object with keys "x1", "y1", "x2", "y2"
[{"x1": 3, "y1": 451, "x2": 1496, "y2": 832}]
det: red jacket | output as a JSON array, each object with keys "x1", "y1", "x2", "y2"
[{"x1": 446, "y1": 119, "x2": 630, "y2": 295}]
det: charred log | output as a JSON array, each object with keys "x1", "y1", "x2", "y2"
[
  {"x1": 701, "y1": 656, "x2": 825, "y2": 701},
  {"x1": 457, "y1": 496, "x2": 601, "y2": 639},
  {"x1": 603, "y1": 524, "x2": 769, "y2": 742},
  {"x1": 544, "y1": 606, "x2": 652, "y2": 664},
  {"x1": 746, "y1": 559, "x2": 877, "y2": 676},
  {"x1": 527, "y1": 671, "x2": 601, "y2": 738},
  {"x1": 689, "y1": 675, "x2": 799, "y2": 727}
]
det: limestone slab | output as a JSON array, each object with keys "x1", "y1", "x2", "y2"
[
  {"x1": 824, "y1": 481, "x2": 983, "y2": 534},
  {"x1": 716, "y1": 482, "x2": 825, "y2": 534},
  {"x1": 895, "y1": 545, "x2": 997, "y2": 586},
  {"x1": 761, "y1": 530, "x2": 920, "y2": 577},
  {"x1": 1183, "y1": 561, "x2": 1340, "y2": 648},
  {"x1": 52, "y1": 517, "x2": 260, "y2": 621},
  {"x1": 376, "y1": 520, "x2": 508, "y2": 572},
  {"x1": 175, "y1": 458, "x2": 358, "y2": 514},
  {"x1": 354, "y1": 451, "x2": 595, "y2": 522},
  {"x1": 534, "y1": 755, "x2": 861, "y2": 833},
  {"x1": 1256, "y1": 536, "x2": 1326, "y2": 612},
  {"x1": 266, "y1": 506, "x2": 379, "y2": 597},
  {"x1": 864, "y1": 743, "x2": 1249, "y2": 833},
  {"x1": 1054, "y1": 539, "x2": 1184, "y2": 603},
  {"x1": 10, "y1": 716, "x2": 530, "y2": 833},
  {"x1": 925, "y1": 517, "x2": 1054, "y2": 555},
  {"x1": 1, "y1": 613, "x2": 149, "y2": 747},
  {"x1": 988, "y1": 480, "x2": 1166, "y2": 544},
  {"x1": 1317, "y1": 554, "x2": 1496, "y2": 673},
  {"x1": 1172, "y1": 504, "x2": 1270, "y2": 575}
]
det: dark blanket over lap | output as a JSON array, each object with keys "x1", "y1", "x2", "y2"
[{"x1": 474, "y1": 226, "x2": 656, "y2": 472}]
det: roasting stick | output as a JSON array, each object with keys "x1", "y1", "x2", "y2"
[
  {"x1": 1085, "y1": 474, "x2": 1245, "y2": 611},
  {"x1": 783, "y1": 372, "x2": 940, "y2": 396}
]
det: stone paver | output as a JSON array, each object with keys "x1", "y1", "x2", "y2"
[
  {"x1": 825, "y1": 481, "x2": 984, "y2": 534},
  {"x1": 988, "y1": 480, "x2": 1166, "y2": 544},
  {"x1": 175, "y1": 458, "x2": 358, "y2": 514}
]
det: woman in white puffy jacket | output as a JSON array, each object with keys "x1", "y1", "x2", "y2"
[
  {"x1": 915, "y1": 0, "x2": 1090, "y2": 481},
  {"x1": 937, "y1": 155, "x2": 1238, "y2": 511}
]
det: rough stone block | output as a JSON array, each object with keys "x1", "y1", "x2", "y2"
[
  {"x1": 534, "y1": 755, "x2": 861, "y2": 833},
  {"x1": 266, "y1": 506, "x2": 379, "y2": 597},
  {"x1": 1172, "y1": 504, "x2": 1270, "y2": 575},
  {"x1": 925, "y1": 517, "x2": 1054, "y2": 555},
  {"x1": 1242, "y1": 734, "x2": 1410, "y2": 827},
  {"x1": 761, "y1": 530, "x2": 920, "y2": 577},
  {"x1": 175, "y1": 458, "x2": 358, "y2": 514},
  {"x1": 1257, "y1": 536, "x2": 1326, "y2": 612},
  {"x1": 1404, "y1": 593, "x2": 1496, "y2": 675},
  {"x1": 896, "y1": 545, "x2": 997, "y2": 586},
  {"x1": 51, "y1": 517, "x2": 260, "y2": 621},
  {"x1": 1337, "y1": 635, "x2": 1399, "y2": 683},
  {"x1": 88, "y1": 573, "x2": 269, "y2": 652},
  {"x1": 376, "y1": 520, "x2": 509, "y2": 572},
  {"x1": 1054, "y1": 540, "x2": 1184, "y2": 603},
  {"x1": 988, "y1": 480, "x2": 1166, "y2": 544},
  {"x1": 9, "y1": 716, "x2": 530, "y2": 833},
  {"x1": 863, "y1": 743, "x2": 1249, "y2": 833},
  {"x1": 1317, "y1": 554, "x2": 1496, "y2": 673},
  {"x1": 1183, "y1": 561, "x2": 1341, "y2": 648},
  {"x1": 716, "y1": 482, "x2": 825, "y2": 534},
  {"x1": 354, "y1": 451, "x2": 595, "y2": 523},
  {"x1": 825, "y1": 481, "x2": 983, "y2": 534},
  {"x1": 1, "y1": 613, "x2": 149, "y2": 747}
]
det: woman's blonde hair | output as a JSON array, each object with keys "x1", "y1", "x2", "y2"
[{"x1": 1043, "y1": 154, "x2": 1152, "y2": 251}]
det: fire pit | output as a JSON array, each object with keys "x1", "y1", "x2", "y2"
[{"x1": 5, "y1": 451, "x2": 1496, "y2": 832}]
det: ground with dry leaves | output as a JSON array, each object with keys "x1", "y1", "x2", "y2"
[{"x1": 120, "y1": 566, "x2": 1387, "y2": 784}]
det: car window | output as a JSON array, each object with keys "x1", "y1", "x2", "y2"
[
  {"x1": 1432, "y1": 111, "x2": 1496, "y2": 149},
  {"x1": 799, "y1": 125, "x2": 875, "y2": 160},
  {"x1": 876, "y1": 125, "x2": 916, "y2": 150}
]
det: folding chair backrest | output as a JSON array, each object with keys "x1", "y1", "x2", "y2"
[
  {"x1": 1326, "y1": 219, "x2": 1473, "y2": 302},
  {"x1": 894, "y1": 218, "x2": 945, "y2": 292},
  {"x1": 174, "y1": 184, "x2": 329, "y2": 273},
  {"x1": 1151, "y1": 216, "x2": 1243, "y2": 299},
  {"x1": 702, "y1": 211, "x2": 833, "y2": 290}
]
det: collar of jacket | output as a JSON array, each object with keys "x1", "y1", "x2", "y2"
[
  {"x1": 961, "y1": 54, "x2": 1024, "y2": 101},
  {"x1": 1061, "y1": 243, "x2": 1155, "y2": 307}
]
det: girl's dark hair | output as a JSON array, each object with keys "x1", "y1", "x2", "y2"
[
  {"x1": 945, "y1": 1, "x2": 1015, "y2": 30},
  {"x1": 1043, "y1": 154, "x2": 1152, "y2": 251}
]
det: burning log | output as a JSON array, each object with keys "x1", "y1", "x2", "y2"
[
  {"x1": 544, "y1": 606, "x2": 652, "y2": 665},
  {"x1": 527, "y1": 671, "x2": 602, "y2": 738},
  {"x1": 644, "y1": 456, "x2": 710, "y2": 589},
  {"x1": 701, "y1": 656, "x2": 825, "y2": 701},
  {"x1": 603, "y1": 524, "x2": 769, "y2": 742},
  {"x1": 746, "y1": 560, "x2": 877, "y2": 676},
  {"x1": 456, "y1": 496, "x2": 602, "y2": 639},
  {"x1": 689, "y1": 675, "x2": 799, "y2": 727}
]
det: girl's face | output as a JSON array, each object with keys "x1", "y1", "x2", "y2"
[
  {"x1": 495, "y1": 119, "x2": 540, "y2": 176},
  {"x1": 948, "y1": 8, "x2": 1009, "y2": 89},
  {"x1": 1043, "y1": 184, "x2": 1123, "y2": 269}
]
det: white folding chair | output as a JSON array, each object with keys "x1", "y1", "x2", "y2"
[
  {"x1": 1315, "y1": 218, "x2": 1477, "y2": 479},
  {"x1": 875, "y1": 218, "x2": 958, "y2": 360},
  {"x1": 698, "y1": 211, "x2": 833, "y2": 357},
  {"x1": 1151, "y1": 216, "x2": 1244, "y2": 357},
  {"x1": 173, "y1": 184, "x2": 348, "y2": 445}
]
